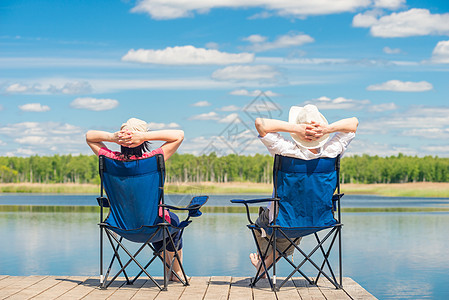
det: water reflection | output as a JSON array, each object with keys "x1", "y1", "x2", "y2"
[{"x1": 1, "y1": 208, "x2": 449, "y2": 299}]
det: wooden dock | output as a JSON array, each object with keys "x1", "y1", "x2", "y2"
[{"x1": 0, "y1": 275, "x2": 376, "y2": 299}]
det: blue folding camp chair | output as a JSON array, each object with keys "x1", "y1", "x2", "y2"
[
  {"x1": 97, "y1": 154, "x2": 208, "y2": 290},
  {"x1": 231, "y1": 154, "x2": 343, "y2": 291}
]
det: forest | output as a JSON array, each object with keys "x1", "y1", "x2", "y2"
[{"x1": 0, "y1": 153, "x2": 448, "y2": 184}]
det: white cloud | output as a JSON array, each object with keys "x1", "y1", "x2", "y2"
[
  {"x1": 122, "y1": 46, "x2": 254, "y2": 65},
  {"x1": 131, "y1": 0, "x2": 371, "y2": 20},
  {"x1": 403, "y1": 128, "x2": 449, "y2": 139},
  {"x1": 6, "y1": 83, "x2": 30, "y2": 93},
  {"x1": 431, "y1": 40, "x2": 449, "y2": 64},
  {"x1": 373, "y1": 0, "x2": 405, "y2": 9},
  {"x1": 189, "y1": 111, "x2": 220, "y2": 121},
  {"x1": 243, "y1": 34, "x2": 267, "y2": 44},
  {"x1": 369, "y1": 102, "x2": 398, "y2": 112},
  {"x1": 367, "y1": 80, "x2": 433, "y2": 92},
  {"x1": 192, "y1": 101, "x2": 211, "y2": 107},
  {"x1": 348, "y1": 139, "x2": 417, "y2": 157},
  {"x1": 229, "y1": 89, "x2": 279, "y2": 97},
  {"x1": 218, "y1": 105, "x2": 240, "y2": 112},
  {"x1": 205, "y1": 42, "x2": 219, "y2": 50},
  {"x1": 218, "y1": 113, "x2": 241, "y2": 124},
  {"x1": 353, "y1": 9, "x2": 449, "y2": 38},
  {"x1": 0, "y1": 122, "x2": 84, "y2": 154},
  {"x1": 18, "y1": 103, "x2": 50, "y2": 112},
  {"x1": 244, "y1": 33, "x2": 314, "y2": 52},
  {"x1": 70, "y1": 97, "x2": 119, "y2": 111},
  {"x1": 383, "y1": 46, "x2": 401, "y2": 54},
  {"x1": 211, "y1": 65, "x2": 281, "y2": 82},
  {"x1": 421, "y1": 145, "x2": 449, "y2": 153},
  {"x1": 4, "y1": 81, "x2": 92, "y2": 94},
  {"x1": 305, "y1": 96, "x2": 370, "y2": 110},
  {"x1": 147, "y1": 122, "x2": 180, "y2": 130}
]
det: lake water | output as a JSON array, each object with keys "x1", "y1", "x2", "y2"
[{"x1": 1, "y1": 194, "x2": 449, "y2": 299}]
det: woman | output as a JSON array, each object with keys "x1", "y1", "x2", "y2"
[{"x1": 86, "y1": 117, "x2": 185, "y2": 282}]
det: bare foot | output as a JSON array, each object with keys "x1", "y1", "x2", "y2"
[
  {"x1": 249, "y1": 253, "x2": 260, "y2": 268},
  {"x1": 169, "y1": 272, "x2": 184, "y2": 282},
  {"x1": 249, "y1": 253, "x2": 267, "y2": 278}
]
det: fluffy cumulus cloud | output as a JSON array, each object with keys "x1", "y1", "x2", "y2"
[
  {"x1": 18, "y1": 103, "x2": 51, "y2": 112},
  {"x1": 147, "y1": 122, "x2": 180, "y2": 130},
  {"x1": 353, "y1": 9, "x2": 449, "y2": 38},
  {"x1": 369, "y1": 102, "x2": 398, "y2": 112},
  {"x1": 362, "y1": 106, "x2": 449, "y2": 139},
  {"x1": 229, "y1": 89, "x2": 279, "y2": 97},
  {"x1": 189, "y1": 111, "x2": 220, "y2": 121},
  {"x1": 243, "y1": 33, "x2": 314, "y2": 52},
  {"x1": 70, "y1": 97, "x2": 119, "y2": 111},
  {"x1": 305, "y1": 96, "x2": 370, "y2": 110},
  {"x1": 211, "y1": 65, "x2": 281, "y2": 82},
  {"x1": 0, "y1": 121, "x2": 85, "y2": 156},
  {"x1": 367, "y1": 80, "x2": 433, "y2": 92},
  {"x1": 373, "y1": 0, "x2": 405, "y2": 9},
  {"x1": 192, "y1": 101, "x2": 211, "y2": 107},
  {"x1": 131, "y1": 0, "x2": 371, "y2": 20},
  {"x1": 431, "y1": 40, "x2": 449, "y2": 64},
  {"x1": 218, "y1": 113, "x2": 240, "y2": 123},
  {"x1": 218, "y1": 105, "x2": 240, "y2": 112},
  {"x1": 383, "y1": 46, "x2": 401, "y2": 54},
  {"x1": 4, "y1": 81, "x2": 92, "y2": 94},
  {"x1": 122, "y1": 46, "x2": 254, "y2": 65}
]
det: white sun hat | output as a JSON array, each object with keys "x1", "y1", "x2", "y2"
[
  {"x1": 288, "y1": 104, "x2": 330, "y2": 149},
  {"x1": 120, "y1": 118, "x2": 148, "y2": 132}
]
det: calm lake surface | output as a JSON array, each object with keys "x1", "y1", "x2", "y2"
[{"x1": 1, "y1": 194, "x2": 449, "y2": 299}]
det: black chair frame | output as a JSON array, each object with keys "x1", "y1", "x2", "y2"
[
  {"x1": 97, "y1": 154, "x2": 205, "y2": 291},
  {"x1": 233, "y1": 155, "x2": 344, "y2": 291}
]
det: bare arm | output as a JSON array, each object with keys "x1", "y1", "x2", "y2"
[
  {"x1": 85, "y1": 130, "x2": 122, "y2": 156},
  {"x1": 255, "y1": 118, "x2": 318, "y2": 141},
  {"x1": 119, "y1": 129, "x2": 184, "y2": 161},
  {"x1": 313, "y1": 117, "x2": 359, "y2": 136}
]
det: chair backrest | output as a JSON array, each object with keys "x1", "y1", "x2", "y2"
[
  {"x1": 273, "y1": 155, "x2": 339, "y2": 228},
  {"x1": 99, "y1": 154, "x2": 165, "y2": 230}
]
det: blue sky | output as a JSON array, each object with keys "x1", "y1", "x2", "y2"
[{"x1": 1, "y1": 0, "x2": 448, "y2": 157}]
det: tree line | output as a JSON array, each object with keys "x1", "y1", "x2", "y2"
[{"x1": 0, "y1": 153, "x2": 448, "y2": 184}]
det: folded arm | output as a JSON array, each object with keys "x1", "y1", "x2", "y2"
[
  {"x1": 255, "y1": 118, "x2": 318, "y2": 141},
  {"x1": 86, "y1": 129, "x2": 184, "y2": 160}
]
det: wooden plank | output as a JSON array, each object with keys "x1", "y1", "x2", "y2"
[
  {"x1": 0, "y1": 277, "x2": 8, "y2": 282},
  {"x1": 292, "y1": 277, "x2": 326, "y2": 300},
  {"x1": 32, "y1": 276, "x2": 88, "y2": 300},
  {"x1": 0, "y1": 276, "x2": 47, "y2": 299},
  {"x1": 178, "y1": 276, "x2": 209, "y2": 300},
  {"x1": 0, "y1": 276, "x2": 27, "y2": 290},
  {"x1": 228, "y1": 277, "x2": 252, "y2": 300},
  {"x1": 153, "y1": 280, "x2": 187, "y2": 300},
  {"x1": 275, "y1": 277, "x2": 301, "y2": 300},
  {"x1": 203, "y1": 276, "x2": 231, "y2": 300},
  {"x1": 317, "y1": 277, "x2": 351, "y2": 300},
  {"x1": 342, "y1": 278, "x2": 377, "y2": 300},
  {"x1": 251, "y1": 278, "x2": 277, "y2": 300},
  {"x1": 108, "y1": 279, "x2": 147, "y2": 300},
  {"x1": 129, "y1": 278, "x2": 162, "y2": 300},
  {"x1": 7, "y1": 276, "x2": 68, "y2": 300},
  {"x1": 82, "y1": 278, "x2": 125, "y2": 300},
  {"x1": 56, "y1": 277, "x2": 97, "y2": 300}
]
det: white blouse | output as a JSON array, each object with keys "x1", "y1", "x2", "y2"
[{"x1": 259, "y1": 131, "x2": 355, "y2": 223}]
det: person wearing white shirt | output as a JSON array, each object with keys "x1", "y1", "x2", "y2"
[{"x1": 249, "y1": 104, "x2": 358, "y2": 276}]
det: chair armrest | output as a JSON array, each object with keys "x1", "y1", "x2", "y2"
[
  {"x1": 230, "y1": 197, "x2": 279, "y2": 225},
  {"x1": 160, "y1": 195, "x2": 209, "y2": 218},
  {"x1": 231, "y1": 198, "x2": 279, "y2": 204},
  {"x1": 97, "y1": 197, "x2": 110, "y2": 208}
]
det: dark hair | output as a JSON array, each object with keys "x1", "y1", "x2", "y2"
[{"x1": 119, "y1": 141, "x2": 151, "y2": 160}]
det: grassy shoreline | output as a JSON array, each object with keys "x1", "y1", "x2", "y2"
[{"x1": 1, "y1": 182, "x2": 449, "y2": 198}]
